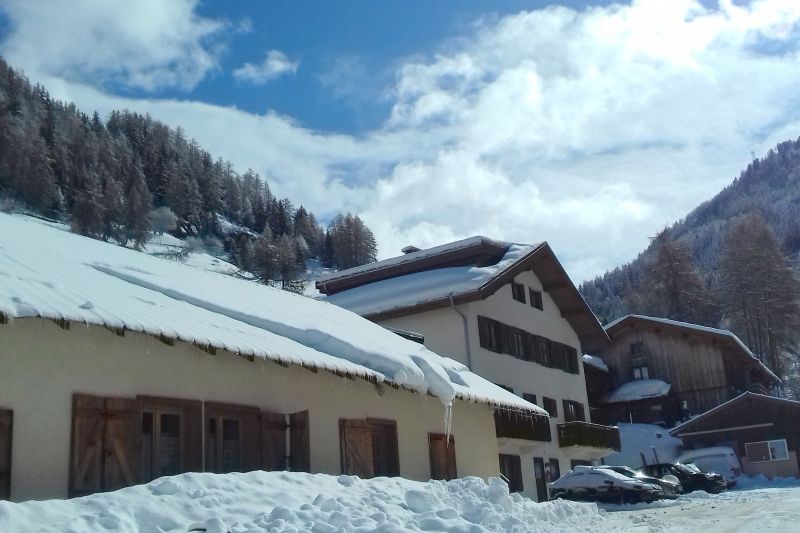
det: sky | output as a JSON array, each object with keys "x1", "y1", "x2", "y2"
[{"x1": 2, "y1": 0, "x2": 800, "y2": 283}]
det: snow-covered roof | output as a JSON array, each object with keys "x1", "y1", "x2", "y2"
[
  {"x1": 605, "y1": 315, "x2": 780, "y2": 384},
  {"x1": 325, "y1": 244, "x2": 534, "y2": 316},
  {"x1": 0, "y1": 214, "x2": 544, "y2": 415},
  {"x1": 582, "y1": 354, "x2": 609, "y2": 372},
  {"x1": 604, "y1": 380, "x2": 672, "y2": 403},
  {"x1": 317, "y1": 236, "x2": 512, "y2": 285}
]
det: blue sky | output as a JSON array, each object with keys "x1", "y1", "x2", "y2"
[{"x1": 1, "y1": 0, "x2": 799, "y2": 282}]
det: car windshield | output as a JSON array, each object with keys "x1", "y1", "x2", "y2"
[{"x1": 675, "y1": 464, "x2": 697, "y2": 474}]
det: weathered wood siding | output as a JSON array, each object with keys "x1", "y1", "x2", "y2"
[{"x1": 600, "y1": 327, "x2": 733, "y2": 415}]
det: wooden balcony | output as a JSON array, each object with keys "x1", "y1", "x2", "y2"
[
  {"x1": 557, "y1": 421, "x2": 621, "y2": 451},
  {"x1": 494, "y1": 411, "x2": 551, "y2": 442}
]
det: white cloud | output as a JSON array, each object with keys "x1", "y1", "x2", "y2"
[
  {"x1": 0, "y1": 0, "x2": 224, "y2": 91},
  {"x1": 4, "y1": 0, "x2": 800, "y2": 282},
  {"x1": 233, "y1": 51, "x2": 299, "y2": 84}
]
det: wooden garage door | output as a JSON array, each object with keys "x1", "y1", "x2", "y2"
[
  {"x1": 70, "y1": 394, "x2": 140, "y2": 497},
  {"x1": 0, "y1": 409, "x2": 11, "y2": 500},
  {"x1": 339, "y1": 419, "x2": 374, "y2": 478},
  {"x1": 428, "y1": 433, "x2": 456, "y2": 481}
]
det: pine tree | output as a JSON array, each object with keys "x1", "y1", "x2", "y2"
[{"x1": 122, "y1": 158, "x2": 152, "y2": 248}]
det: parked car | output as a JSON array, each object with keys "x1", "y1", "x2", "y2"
[
  {"x1": 637, "y1": 463, "x2": 726, "y2": 494},
  {"x1": 549, "y1": 465, "x2": 663, "y2": 504},
  {"x1": 597, "y1": 465, "x2": 683, "y2": 499},
  {"x1": 677, "y1": 447, "x2": 741, "y2": 487}
]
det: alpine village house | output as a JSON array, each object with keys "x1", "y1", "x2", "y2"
[
  {"x1": 317, "y1": 237, "x2": 622, "y2": 502},
  {"x1": 0, "y1": 215, "x2": 546, "y2": 502}
]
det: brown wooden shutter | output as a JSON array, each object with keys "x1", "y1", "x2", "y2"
[
  {"x1": 0, "y1": 409, "x2": 12, "y2": 500},
  {"x1": 289, "y1": 411, "x2": 310, "y2": 472},
  {"x1": 102, "y1": 397, "x2": 141, "y2": 492},
  {"x1": 428, "y1": 433, "x2": 457, "y2": 481},
  {"x1": 369, "y1": 419, "x2": 399, "y2": 477},
  {"x1": 70, "y1": 394, "x2": 106, "y2": 497},
  {"x1": 261, "y1": 412, "x2": 287, "y2": 471},
  {"x1": 339, "y1": 419, "x2": 373, "y2": 478}
]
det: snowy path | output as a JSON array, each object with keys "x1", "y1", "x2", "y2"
[{"x1": 604, "y1": 486, "x2": 800, "y2": 532}]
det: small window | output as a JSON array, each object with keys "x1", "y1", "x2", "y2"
[
  {"x1": 529, "y1": 289, "x2": 543, "y2": 311},
  {"x1": 630, "y1": 355, "x2": 649, "y2": 380},
  {"x1": 522, "y1": 393, "x2": 537, "y2": 405},
  {"x1": 630, "y1": 342, "x2": 644, "y2": 356},
  {"x1": 141, "y1": 409, "x2": 183, "y2": 481},
  {"x1": 512, "y1": 282, "x2": 526, "y2": 303},
  {"x1": 206, "y1": 415, "x2": 242, "y2": 473},
  {"x1": 563, "y1": 400, "x2": 586, "y2": 423},
  {"x1": 746, "y1": 439, "x2": 789, "y2": 463},
  {"x1": 543, "y1": 397, "x2": 558, "y2": 418}
]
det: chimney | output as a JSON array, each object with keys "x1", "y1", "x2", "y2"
[{"x1": 401, "y1": 245, "x2": 421, "y2": 254}]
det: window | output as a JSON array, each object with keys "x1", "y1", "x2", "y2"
[
  {"x1": 339, "y1": 419, "x2": 399, "y2": 478},
  {"x1": 545, "y1": 458, "x2": 561, "y2": 482},
  {"x1": 529, "y1": 289, "x2": 543, "y2": 311},
  {"x1": 429, "y1": 434, "x2": 457, "y2": 480},
  {"x1": 562, "y1": 400, "x2": 586, "y2": 423},
  {"x1": 499, "y1": 454, "x2": 524, "y2": 492},
  {"x1": 0, "y1": 409, "x2": 11, "y2": 500},
  {"x1": 203, "y1": 402, "x2": 261, "y2": 474},
  {"x1": 630, "y1": 342, "x2": 644, "y2": 356},
  {"x1": 630, "y1": 355, "x2": 649, "y2": 380},
  {"x1": 141, "y1": 409, "x2": 183, "y2": 480},
  {"x1": 746, "y1": 439, "x2": 789, "y2": 463},
  {"x1": 476, "y1": 315, "x2": 579, "y2": 373},
  {"x1": 512, "y1": 282, "x2": 526, "y2": 303},
  {"x1": 543, "y1": 397, "x2": 558, "y2": 418},
  {"x1": 522, "y1": 393, "x2": 537, "y2": 405}
]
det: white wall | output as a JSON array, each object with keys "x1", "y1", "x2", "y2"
[
  {"x1": 380, "y1": 270, "x2": 604, "y2": 500},
  {"x1": 0, "y1": 318, "x2": 501, "y2": 502}
]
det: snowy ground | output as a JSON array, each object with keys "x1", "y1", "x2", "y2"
[{"x1": 1, "y1": 472, "x2": 799, "y2": 532}]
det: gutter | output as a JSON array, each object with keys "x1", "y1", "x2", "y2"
[{"x1": 449, "y1": 293, "x2": 473, "y2": 370}]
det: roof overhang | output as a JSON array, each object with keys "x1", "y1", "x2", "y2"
[{"x1": 670, "y1": 391, "x2": 800, "y2": 436}]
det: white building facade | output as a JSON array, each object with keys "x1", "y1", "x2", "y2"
[{"x1": 320, "y1": 238, "x2": 621, "y2": 501}]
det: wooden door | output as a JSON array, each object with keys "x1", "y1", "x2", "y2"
[
  {"x1": 369, "y1": 419, "x2": 399, "y2": 477},
  {"x1": 289, "y1": 411, "x2": 310, "y2": 472},
  {"x1": 428, "y1": 433, "x2": 457, "y2": 480},
  {"x1": 0, "y1": 409, "x2": 12, "y2": 500},
  {"x1": 499, "y1": 454, "x2": 523, "y2": 493},
  {"x1": 102, "y1": 397, "x2": 141, "y2": 492},
  {"x1": 339, "y1": 419, "x2": 373, "y2": 478},
  {"x1": 261, "y1": 412, "x2": 287, "y2": 471},
  {"x1": 533, "y1": 457, "x2": 548, "y2": 502}
]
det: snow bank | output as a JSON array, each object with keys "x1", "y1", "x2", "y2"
[
  {"x1": 605, "y1": 380, "x2": 671, "y2": 403},
  {"x1": 582, "y1": 354, "x2": 608, "y2": 372},
  {"x1": 0, "y1": 214, "x2": 540, "y2": 415},
  {"x1": 734, "y1": 474, "x2": 800, "y2": 490},
  {"x1": 325, "y1": 244, "x2": 536, "y2": 316},
  {"x1": 603, "y1": 423, "x2": 684, "y2": 468},
  {"x1": 0, "y1": 472, "x2": 606, "y2": 532}
]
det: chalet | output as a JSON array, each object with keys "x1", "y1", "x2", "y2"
[
  {"x1": 0, "y1": 215, "x2": 545, "y2": 502},
  {"x1": 591, "y1": 315, "x2": 780, "y2": 425},
  {"x1": 671, "y1": 392, "x2": 800, "y2": 479},
  {"x1": 317, "y1": 237, "x2": 621, "y2": 502}
]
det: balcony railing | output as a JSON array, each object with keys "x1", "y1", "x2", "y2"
[
  {"x1": 494, "y1": 411, "x2": 552, "y2": 442},
  {"x1": 557, "y1": 421, "x2": 621, "y2": 451}
]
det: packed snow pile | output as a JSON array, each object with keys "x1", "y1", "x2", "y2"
[
  {"x1": 0, "y1": 214, "x2": 540, "y2": 414},
  {"x1": 582, "y1": 354, "x2": 608, "y2": 372},
  {"x1": 604, "y1": 423, "x2": 684, "y2": 468},
  {"x1": 0, "y1": 471, "x2": 606, "y2": 532},
  {"x1": 605, "y1": 380, "x2": 671, "y2": 403},
  {"x1": 325, "y1": 243, "x2": 536, "y2": 316}
]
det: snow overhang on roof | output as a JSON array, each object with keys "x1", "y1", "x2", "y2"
[
  {"x1": 604, "y1": 379, "x2": 672, "y2": 403},
  {"x1": 0, "y1": 214, "x2": 545, "y2": 416},
  {"x1": 320, "y1": 238, "x2": 610, "y2": 353},
  {"x1": 605, "y1": 315, "x2": 780, "y2": 384}
]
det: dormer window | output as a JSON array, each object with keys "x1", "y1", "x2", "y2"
[{"x1": 511, "y1": 282, "x2": 526, "y2": 303}]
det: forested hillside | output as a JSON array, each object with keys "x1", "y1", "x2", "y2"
[
  {"x1": 580, "y1": 138, "x2": 800, "y2": 395},
  {"x1": 0, "y1": 57, "x2": 377, "y2": 292}
]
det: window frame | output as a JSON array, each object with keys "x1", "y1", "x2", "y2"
[
  {"x1": 543, "y1": 397, "x2": 558, "y2": 418},
  {"x1": 511, "y1": 282, "x2": 527, "y2": 304},
  {"x1": 746, "y1": 439, "x2": 790, "y2": 463},
  {"x1": 529, "y1": 288, "x2": 543, "y2": 311}
]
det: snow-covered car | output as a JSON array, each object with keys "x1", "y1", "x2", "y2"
[
  {"x1": 597, "y1": 465, "x2": 683, "y2": 499},
  {"x1": 638, "y1": 463, "x2": 726, "y2": 494},
  {"x1": 677, "y1": 447, "x2": 741, "y2": 487},
  {"x1": 548, "y1": 465, "x2": 663, "y2": 503}
]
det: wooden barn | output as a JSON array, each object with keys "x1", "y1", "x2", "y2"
[
  {"x1": 671, "y1": 393, "x2": 800, "y2": 479},
  {"x1": 593, "y1": 315, "x2": 780, "y2": 424}
]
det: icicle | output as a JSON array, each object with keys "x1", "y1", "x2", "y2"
[{"x1": 443, "y1": 401, "x2": 454, "y2": 446}]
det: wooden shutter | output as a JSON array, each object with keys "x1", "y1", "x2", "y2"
[
  {"x1": 0, "y1": 409, "x2": 12, "y2": 500},
  {"x1": 289, "y1": 411, "x2": 310, "y2": 472},
  {"x1": 102, "y1": 397, "x2": 141, "y2": 492},
  {"x1": 369, "y1": 419, "x2": 399, "y2": 477},
  {"x1": 339, "y1": 419, "x2": 373, "y2": 478},
  {"x1": 261, "y1": 412, "x2": 287, "y2": 471},
  {"x1": 428, "y1": 433, "x2": 456, "y2": 481},
  {"x1": 70, "y1": 394, "x2": 106, "y2": 496}
]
